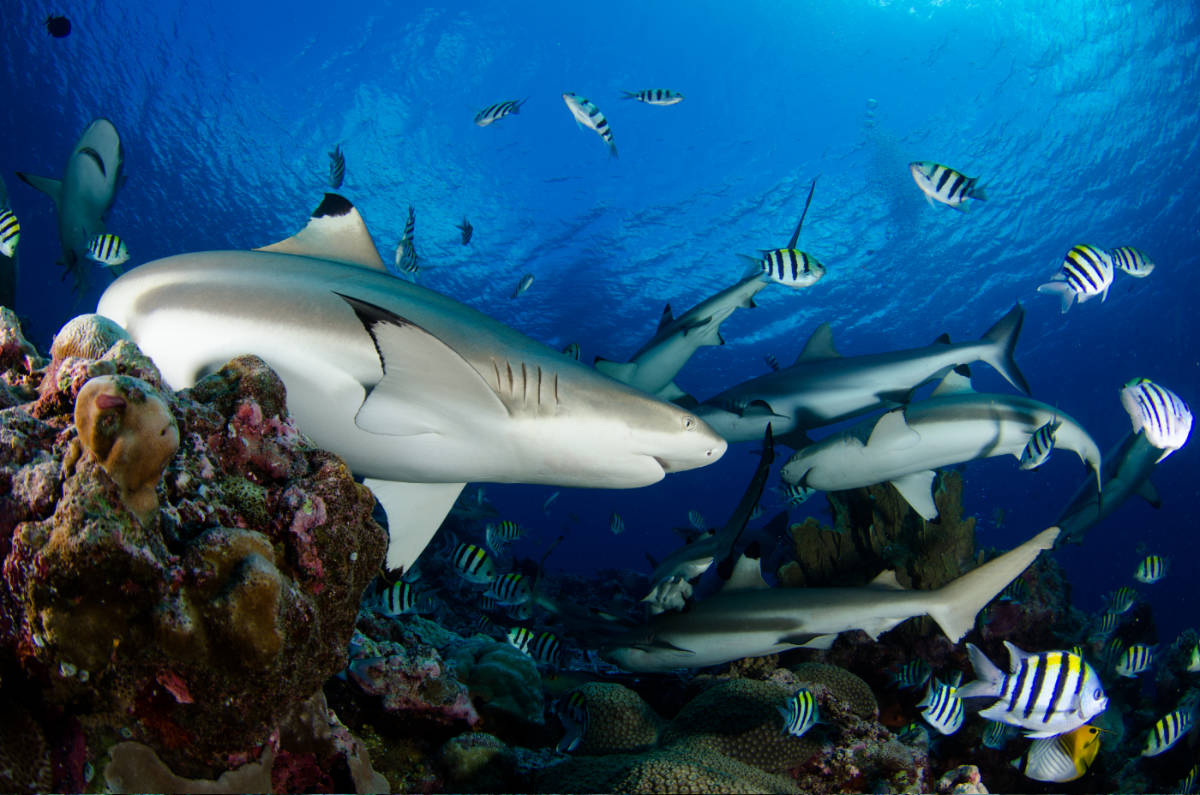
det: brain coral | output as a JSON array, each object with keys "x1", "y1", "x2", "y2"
[
  {"x1": 534, "y1": 745, "x2": 801, "y2": 794},
  {"x1": 572, "y1": 682, "x2": 663, "y2": 754}
]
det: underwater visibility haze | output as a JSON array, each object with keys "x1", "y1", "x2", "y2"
[{"x1": 1, "y1": 0, "x2": 1198, "y2": 792}]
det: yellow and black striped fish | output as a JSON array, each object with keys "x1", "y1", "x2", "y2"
[
  {"x1": 959, "y1": 642, "x2": 1108, "y2": 738},
  {"x1": 1120, "y1": 378, "x2": 1192, "y2": 462},
  {"x1": 487, "y1": 572, "x2": 532, "y2": 605},
  {"x1": 86, "y1": 233, "x2": 129, "y2": 268},
  {"x1": 506, "y1": 625, "x2": 535, "y2": 653},
  {"x1": 918, "y1": 678, "x2": 964, "y2": 735},
  {"x1": 555, "y1": 690, "x2": 589, "y2": 752},
  {"x1": 1142, "y1": 708, "x2": 1194, "y2": 757},
  {"x1": 1019, "y1": 418, "x2": 1060, "y2": 470},
  {"x1": 0, "y1": 209, "x2": 19, "y2": 258},
  {"x1": 1134, "y1": 554, "x2": 1167, "y2": 583},
  {"x1": 778, "y1": 688, "x2": 819, "y2": 737},
  {"x1": 1109, "y1": 246, "x2": 1155, "y2": 278},
  {"x1": 749, "y1": 248, "x2": 826, "y2": 289},
  {"x1": 528, "y1": 630, "x2": 562, "y2": 667},
  {"x1": 909, "y1": 161, "x2": 987, "y2": 211},
  {"x1": 474, "y1": 98, "x2": 526, "y2": 127},
  {"x1": 1115, "y1": 644, "x2": 1154, "y2": 678},
  {"x1": 1038, "y1": 244, "x2": 1114, "y2": 313},
  {"x1": 451, "y1": 541, "x2": 496, "y2": 585},
  {"x1": 562, "y1": 93, "x2": 617, "y2": 157},
  {"x1": 377, "y1": 581, "x2": 433, "y2": 616},
  {"x1": 485, "y1": 520, "x2": 525, "y2": 554}
]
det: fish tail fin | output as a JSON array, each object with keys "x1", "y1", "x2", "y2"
[
  {"x1": 621, "y1": 91, "x2": 638, "y2": 99},
  {"x1": 1036, "y1": 281, "x2": 1076, "y2": 314},
  {"x1": 926, "y1": 526, "x2": 1059, "y2": 642},
  {"x1": 957, "y1": 643, "x2": 1006, "y2": 700},
  {"x1": 979, "y1": 303, "x2": 1031, "y2": 394},
  {"x1": 970, "y1": 180, "x2": 988, "y2": 201},
  {"x1": 609, "y1": 142, "x2": 619, "y2": 158}
]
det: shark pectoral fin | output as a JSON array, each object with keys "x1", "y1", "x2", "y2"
[
  {"x1": 337, "y1": 293, "x2": 508, "y2": 433},
  {"x1": 867, "y1": 409, "x2": 920, "y2": 448},
  {"x1": 889, "y1": 471, "x2": 939, "y2": 519},
  {"x1": 775, "y1": 427, "x2": 813, "y2": 450},
  {"x1": 742, "y1": 399, "x2": 784, "y2": 418},
  {"x1": 16, "y1": 173, "x2": 64, "y2": 206},
  {"x1": 657, "y1": 303, "x2": 675, "y2": 331},
  {"x1": 797, "y1": 633, "x2": 838, "y2": 650},
  {"x1": 720, "y1": 550, "x2": 770, "y2": 592},
  {"x1": 594, "y1": 358, "x2": 637, "y2": 382},
  {"x1": 861, "y1": 618, "x2": 905, "y2": 640},
  {"x1": 364, "y1": 479, "x2": 465, "y2": 571},
  {"x1": 1138, "y1": 478, "x2": 1162, "y2": 508},
  {"x1": 795, "y1": 322, "x2": 839, "y2": 363},
  {"x1": 931, "y1": 369, "x2": 975, "y2": 397},
  {"x1": 877, "y1": 388, "x2": 916, "y2": 405},
  {"x1": 655, "y1": 381, "x2": 689, "y2": 402},
  {"x1": 256, "y1": 193, "x2": 387, "y2": 271}
]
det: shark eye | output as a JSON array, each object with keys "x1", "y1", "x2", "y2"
[{"x1": 682, "y1": 416, "x2": 697, "y2": 431}]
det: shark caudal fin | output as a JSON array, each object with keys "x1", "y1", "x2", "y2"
[
  {"x1": 926, "y1": 526, "x2": 1059, "y2": 642},
  {"x1": 979, "y1": 304, "x2": 1031, "y2": 395}
]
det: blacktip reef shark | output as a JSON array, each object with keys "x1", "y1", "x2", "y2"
[
  {"x1": 595, "y1": 180, "x2": 825, "y2": 402},
  {"x1": 1055, "y1": 430, "x2": 1163, "y2": 546},
  {"x1": 642, "y1": 426, "x2": 775, "y2": 613},
  {"x1": 603, "y1": 526, "x2": 1060, "y2": 672},
  {"x1": 779, "y1": 371, "x2": 1102, "y2": 520},
  {"x1": 96, "y1": 193, "x2": 726, "y2": 571},
  {"x1": 693, "y1": 304, "x2": 1031, "y2": 449},
  {"x1": 17, "y1": 118, "x2": 125, "y2": 292}
]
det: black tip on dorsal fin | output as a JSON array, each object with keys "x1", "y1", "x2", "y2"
[
  {"x1": 657, "y1": 303, "x2": 674, "y2": 331},
  {"x1": 933, "y1": 332, "x2": 951, "y2": 345},
  {"x1": 744, "y1": 540, "x2": 762, "y2": 560},
  {"x1": 954, "y1": 364, "x2": 971, "y2": 378},
  {"x1": 313, "y1": 193, "x2": 354, "y2": 219}
]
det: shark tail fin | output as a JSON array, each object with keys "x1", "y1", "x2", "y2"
[
  {"x1": 979, "y1": 303, "x2": 1031, "y2": 395},
  {"x1": 926, "y1": 526, "x2": 1059, "y2": 642}
]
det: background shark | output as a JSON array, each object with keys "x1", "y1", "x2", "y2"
[
  {"x1": 96, "y1": 193, "x2": 726, "y2": 572},
  {"x1": 780, "y1": 372, "x2": 1102, "y2": 520},
  {"x1": 693, "y1": 304, "x2": 1030, "y2": 448},
  {"x1": 594, "y1": 274, "x2": 768, "y2": 400},
  {"x1": 604, "y1": 526, "x2": 1060, "y2": 672},
  {"x1": 17, "y1": 118, "x2": 124, "y2": 293},
  {"x1": 1056, "y1": 430, "x2": 1163, "y2": 545}
]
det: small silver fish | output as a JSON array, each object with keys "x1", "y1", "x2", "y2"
[
  {"x1": 475, "y1": 98, "x2": 526, "y2": 127},
  {"x1": 328, "y1": 144, "x2": 345, "y2": 189},
  {"x1": 562, "y1": 93, "x2": 617, "y2": 157},
  {"x1": 457, "y1": 217, "x2": 473, "y2": 245},
  {"x1": 909, "y1": 161, "x2": 987, "y2": 211},
  {"x1": 511, "y1": 272, "x2": 534, "y2": 299},
  {"x1": 621, "y1": 88, "x2": 683, "y2": 106}
]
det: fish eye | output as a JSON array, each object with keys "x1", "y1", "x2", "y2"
[
  {"x1": 1092, "y1": 688, "x2": 1102, "y2": 700},
  {"x1": 682, "y1": 416, "x2": 696, "y2": 431}
]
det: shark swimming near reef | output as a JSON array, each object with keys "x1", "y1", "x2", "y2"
[
  {"x1": 603, "y1": 526, "x2": 1060, "y2": 672},
  {"x1": 779, "y1": 371, "x2": 1102, "y2": 520},
  {"x1": 96, "y1": 193, "x2": 727, "y2": 571},
  {"x1": 693, "y1": 304, "x2": 1031, "y2": 448},
  {"x1": 17, "y1": 118, "x2": 125, "y2": 293},
  {"x1": 1055, "y1": 430, "x2": 1164, "y2": 545}
]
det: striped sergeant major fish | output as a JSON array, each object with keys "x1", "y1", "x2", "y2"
[
  {"x1": 621, "y1": 88, "x2": 684, "y2": 106},
  {"x1": 1109, "y1": 246, "x2": 1155, "y2": 277},
  {"x1": 451, "y1": 542, "x2": 496, "y2": 585},
  {"x1": 687, "y1": 509, "x2": 705, "y2": 531},
  {"x1": 778, "y1": 688, "x2": 819, "y2": 738},
  {"x1": 474, "y1": 98, "x2": 527, "y2": 127},
  {"x1": 1134, "y1": 554, "x2": 1167, "y2": 583},
  {"x1": 1108, "y1": 585, "x2": 1137, "y2": 614},
  {"x1": 609, "y1": 512, "x2": 625, "y2": 535},
  {"x1": 555, "y1": 690, "x2": 589, "y2": 753},
  {"x1": 1013, "y1": 723, "x2": 1102, "y2": 783},
  {"x1": 511, "y1": 272, "x2": 534, "y2": 299},
  {"x1": 1037, "y1": 244, "x2": 1114, "y2": 313},
  {"x1": 1142, "y1": 708, "x2": 1194, "y2": 757},
  {"x1": 918, "y1": 677, "x2": 965, "y2": 735},
  {"x1": 1091, "y1": 610, "x2": 1119, "y2": 638},
  {"x1": 1019, "y1": 417, "x2": 1060, "y2": 470},
  {"x1": 982, "y1": 720, "x2": 1018, "y2": 750},
  {"x1": 1177, "y1": 764, "x2": 1199, "y2": 795},
  {"x1": 890, "y1": 658, "x2": 931, "y2": 690},
  {"x1": 485, "y1": 520, "x2": 525, "y2": 554},
  {"x1": 776, "y1": 482, "x2": 817, "y2": 507},
  {"x1": 909, "y1": 161, "x2": 987, "y2": 211},
  {"x1": 1115, "y1": 644, "x2": 1155, "y2": 678},
  {"x1": 740, "y1": 177, "x2": 826, "y2": 290},
  {"x1": 327, "y1": 144, "x2": 345, "y2": 189},
  {"x1": 487, "y1": 572, "x2": 532, "y2": 605},
  {"x1": 764, "y1": 353, "x2": 780, "y2": 372},
  {"x1": 506, "y1": 625, "x2": 535, "y2": 653},
  {"x1": 958, "y1": 642, "x2": 1108, "y2": 738},
  {"x1": 0, "y1": 209, "x2": 19, "y2": 258},
  {"x1": 393, "y1": 206, "x2": 418, "y2": 276},
  {"x1": 528, "y1": 631, "x2": 562, "y2": 667},
  {"x1": 1120, "y1": 378, "x2": 1193, "y2": 462},
  {"x1": 377, "y1": 580, "x2": 433, "y2": 616},
  {"x1": 561, "y1": 93, "x2": 617, "y2": 157},
  {"x1": 86, "y1": 233, "x2": 130, "y2": 269}
]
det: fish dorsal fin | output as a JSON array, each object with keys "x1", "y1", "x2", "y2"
[
  {"x1": 657, "y1": 304, "x2": 675, "y2": 331},
  {"x1": 932, "y1": 368, "x2": 975, "y2": 397},
  {"x1": 1002, "y1": 640, "x2": 1033, "y2": 672},
  {"x1": 868, "y1": 569, "x2": 906, "y2": 590},
  {"x1": 867, "y1": 409, "x2": 920, "y2": 448},
  {"x1": 256, "y1": 193, "x2": 386, "y2": 271},
  {"x1": 720, "y1": 550, "x2": 769, "y2": 592},
  {"x1": 795, "y1": 322, "x2": 839, "y2": 364}
]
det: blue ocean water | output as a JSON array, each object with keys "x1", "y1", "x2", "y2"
[{"x1": 1, "y1": 0, "x2": 1196, "y2": 642}]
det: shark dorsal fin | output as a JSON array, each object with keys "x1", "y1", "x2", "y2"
[
  {"x1": 931, "y1": 367, "x2": 975, "y2": 397},
  {"x1": 657, "y1": 304, "x2": 675, "y2": 331},
  {"x1": 720, "y1": 550, "x2": 769, "y2": 592},
  {"x1": 795, "y1": 322, "x2": 839, "y2": 364},
  {"x1": 868, "y1": 569, "x2": 906, "y2": 590},
  {"x1": 867, "y1": 409, "x2": 919, "y2": 448},
  {"x1": 932, "y1": 332, "x2": 951, "y2": 345},
  {"x1": 256, "y1": 193, "x2": 386, "y2": 271}
]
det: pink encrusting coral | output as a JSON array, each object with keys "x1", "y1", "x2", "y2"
[{"x1": 0, "y1": 312, "x2": 387, "y2": 789}]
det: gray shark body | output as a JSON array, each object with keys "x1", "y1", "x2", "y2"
[
  {"x1": 1056, "y1": 430, "x2": 1162, "y2": 545},
  {"x1": 18, "y1": 118, "x2": 125, "y2": 291},
  {"x1": 605, "y1": 526, "x2": 1059, "y2": 672},
  {"x1": 96, "y1": 194, "x2": 726, "y2": 571},
  {"x1": 695, "y1": 304, "x2": 1030, "y2": 448},
  {"x1": 779, "y1": 373, "x2": 1102, "y2": 520},
  {"x1": 595, "y1": 275, "x2": 768, "y2": 400}
]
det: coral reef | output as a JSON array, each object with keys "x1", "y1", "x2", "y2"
[
  {"x1": 346, "y1": 632, "x2": 480, "y2": 728},
  {"x1": 779, "y1": 470, "x2": 975, "y2": 590},
  {"x1": 447, "y1": 636, "x2": 545, "y2": 726},
  {"x1": 571, "y1": 682, "x2": 663, "y2": 754},
  {"x1": 0, "y1": 311, "x2": 386, "y2": 788}
]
